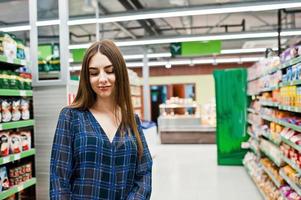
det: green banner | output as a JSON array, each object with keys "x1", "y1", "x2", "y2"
[
  {"x1": 170, "y1": 41, "x2": 221, "y2": 56},
  {"x1": 71, "y1": 48, "x2": 86, "y2": 63},
  {"x1": 214, "y1": 68, "x2": 248, "y2": 166}
]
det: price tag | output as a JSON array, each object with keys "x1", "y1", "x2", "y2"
[
  {"x1": 20, "y1": 91, "x2": 26, "y2": 96},
  {"x1": 2, "y1": 156, "x2": 9, "y2": 164},
  {"x1": 14, "y1": 154, "x2": 21, "y2": 160},
  {"x1": 17, "y1": 185, "x2": 24, "y2": 191}
]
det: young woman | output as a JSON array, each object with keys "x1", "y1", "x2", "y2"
[{"x1": 50, "y1": 40, "x2": 152, "y2": 200}]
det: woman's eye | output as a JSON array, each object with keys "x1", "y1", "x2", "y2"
[
  {"x1": 89, "y1": 72, "x2": 98, "y2": 76},
  {"x1": 106, "y1": 69, "x2": 114, "y2": 74}
]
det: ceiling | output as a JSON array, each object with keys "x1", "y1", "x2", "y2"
[{"x1": 0, "y1": 0, "x2": 301, "y2": 63}]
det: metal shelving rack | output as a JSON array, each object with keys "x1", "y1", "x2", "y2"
[{"x1": 0, "y1": 55, "x2": 36, "y2": 199}]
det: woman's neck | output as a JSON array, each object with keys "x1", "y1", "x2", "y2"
[{"x1": 92, "y1": 96, "x2": 115, "y2": 113}]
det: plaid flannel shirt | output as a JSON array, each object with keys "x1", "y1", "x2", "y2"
[{"x1": 50, "y1": 107, "x2": 152, "y2": 200}]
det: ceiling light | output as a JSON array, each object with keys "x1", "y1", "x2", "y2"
[
  {"x1": 221, "y1": 47, "x2": 278, "y2": 54},
  {"x1": 0, "y1": 25, "x2": 30, "y2": 32},
  {"x1": 123, "y1": 52, "x2": 172, "y2": 60},
  {"x1": 68, "y1": 1, "x2": 301, "y2": 26},
  {"x1": 119, "y1": 56, "x2": 266, "y2": 69},
  {"x1": 165, "y1": 61, "x2": 172, "y2": 69},
  {"x1": 69, "y1": 31, "x2": 280, "y2": 49},
  {"x1": 281, "y1": 30, "x2": 301, "y2": 36}
]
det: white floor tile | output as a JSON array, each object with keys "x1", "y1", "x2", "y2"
[{"x1": 151, "y1": 144, "x2": 262, "y2": 200}]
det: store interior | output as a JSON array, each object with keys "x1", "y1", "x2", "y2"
[{"x1": 0, "y1": 0, "x2": 301, "y2": 199}]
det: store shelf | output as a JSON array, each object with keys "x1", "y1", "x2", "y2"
[
  {"x1": 260, "y1": 114, "x2": 278, "y2": 123},
  {"x1": 279, "y1": 169, "x2": 301, "y2": 196},
  {"x1": 260, "y1": 147, "x2": 283, "y2": 167},
  {"x1": 0, "y1": 120, "x2": 35, "y2": 131},
  {"x1": 280, "y1": 80, "x2": 301, "y2": 87},
  {"x1": 278, "y1": 105, "x2": 301, "y2": 113},
  {"x1": 0, "y1": 55, "x2": 28, "y2": 66},
  {"x1": 0, "y1": 178, "x2": 36, "y2": 200},
  {"x1": 281, "y1": 136, "x2": 301, "y2": 153},
  {"x1": 281, "y1": 154, "x2": 301, "y2": 175},
  {"x1": 0, "y1": 149, "x2": 35, "y2": 166},
  {"x1": 277, "y1": 120, "x2": 301, "y2": 133},
  {"x1": 247, "y1": 120, "x2": 255, "y2": 125},
  {"x1": 0, "y1": 89, "x2": 32, "y2": 97},
  {"x1": 261, "y1": 132, "x2": 281, "y2": 146},
  {"x1": 261, "y1": 164, "x2": 282, "y2": 188},
  {"x1": 259, "y1": 101, "x2": 279, "y2": 108},
  {"x1": 248, "y1": 66, "x2": 280, "y2": 82},
  {"x1": 247, "y1": 108, "x2": 256, "y2": 114},
  {"x1": 260, "y1": 86, "x2": 279, "y2": 93},
  {"x1": 279, "y1": 56, "x2": 301, "y2": 70},
  {"x1": 244, "y1": 166, "x2": 269, "y2": 200}
]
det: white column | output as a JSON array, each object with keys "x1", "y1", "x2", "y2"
[
  {"x1": 96, "y1": 2, "x2": 100, "y2": 41},
  {"x1": 59, "y1": 0, "x2": 69, "y2": 84},
  {"x1": 29, "y1": 0, "x2": 38, "y2": 85},
  {"x1": 143, "y1": 48, "x2": 151, "y2": 121}
]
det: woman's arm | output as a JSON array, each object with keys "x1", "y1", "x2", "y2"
[
  {"x1": 49, "y1": 108, "x2": 74, "y2": 200},
  {"x1": 127, "y1": 115, "x2": 153, "y2": 200}
]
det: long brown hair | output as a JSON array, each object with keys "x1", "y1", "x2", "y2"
[{"x1": 70, "y1": 39, "x2": 143, "y2": 159}]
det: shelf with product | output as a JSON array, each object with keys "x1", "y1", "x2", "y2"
[
  {"x1": 243, "y1": 152, "x2": 283, "y2": 200},
  {"x1": 244, "y1": 44, "x2": 301, "y2": 199},
  {"x1": 0, "y1": 31, "x2": 36, "y2": 199},
  {"x1": 128, "y1": 69, "x2": 144, "y2": 119},
  {"x1": 158, "y1": 96, "x2": 215, "y2": 144}
]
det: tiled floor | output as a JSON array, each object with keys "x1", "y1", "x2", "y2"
[{"x1": 150, "y1": 144, "x2": 262, "y2": 200}]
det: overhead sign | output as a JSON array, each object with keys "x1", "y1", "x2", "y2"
[{"x1": 170, "y1": 41, "x2": 222, "y2": 56}]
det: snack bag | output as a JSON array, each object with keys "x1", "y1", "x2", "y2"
[
  {"x1": 20, "y1": 99, "x2": 30, "y2": 120},
  {"x1": 0, "y1": 132, "x2": 9, "y2": 157},
  {"x1": 11, "y1": 99, "x2": 21, "y2": 121},
  {"x1": 9, "y1": 133, "x2": 22, "y2": 154},
  {"x1": 0, "y1": 166, "x2": 9, "y2": 191},
  {"x1": 20, "y1": 131, "x2": 31, "y2": 151},
  {"x1": 1, "y1": 99, "x2": 11, "y2": 122}
]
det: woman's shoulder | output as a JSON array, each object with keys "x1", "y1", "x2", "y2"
[{"x1": 59, "y1": 106, "x2": 86, "y2": 118}]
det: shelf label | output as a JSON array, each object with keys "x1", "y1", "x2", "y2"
[
  {"x1": 2, "y1": 157, "x2": 9, "y2": 164},
  {"x1": 19, "y1": 91, "x2": 26, "y2": 96},
  {"x1": 14, "y1": 154, "x2": 21, "y2": 160},
  {"x1": 17, "y1": 185, "x2": 24, "y2": 191}
]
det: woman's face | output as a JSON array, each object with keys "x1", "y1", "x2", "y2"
[{"x1": 89, "y1": 52, "x2": 116, "y2": 100}]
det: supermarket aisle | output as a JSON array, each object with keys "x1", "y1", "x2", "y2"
[{"x1": 151, "y1": 144, "x2": 261, "y2": 200}]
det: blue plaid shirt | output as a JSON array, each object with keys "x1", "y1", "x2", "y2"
[{"x1": 50, "y1": 108, "x2": 152, "y2": 200}]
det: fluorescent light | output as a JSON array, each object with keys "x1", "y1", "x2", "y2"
[
  {"x1": 70, "y1": 65, "x2": 82, "y2": 71},
  {"x1": 69, "y1": 31, "x2": 278, "y2": 49},
  {"x1": 69, "y1": 43, "x2": 92, "y2": 50},
  {"x1": 121, "y1": 56, "x2": 265, "y2": 68},
  {"x1": 221, "y1": 48, "x2": 278, "y2": 54},
  {"x1": 115, "y1": 32, "x2": 278, "y2": 47},
  {"x1": 37, "y1": 20, "x2": 60, "y2": 27},
  {"x1": 216, "y1": 58, "x2": 240, "y2": 63},
  {"x1": 68, "y1": 1, "x2": 301, "y2": 26},
  {"x1": 0, "y1": 25, "x2": 30, "y2": 32},
  {"x1": 123, "y1": 52, "x2": 172, "y2": 60},
  {"x1": 281, "y1": 29, "x2": 301, "y2": 36}
]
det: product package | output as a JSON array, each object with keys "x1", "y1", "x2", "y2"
[
  {"x1": 0, "y1": 132, "x2": 9, "y2": 157},
  {"x1": 9, "y1": 133, "x2": 22, "y2": 154},
  {"x1": 20, "y1": 99, "x2": 30, "y2": 120},
  {"x1": 1, "y1": 99, "x2": 11, "y2": 122},
  {"x1": 0, "y1": 166, "x2": 9, "y2": 192},
  {"x1": 20, "y1": 131, "x2": 31, "y2": 151},
  {"x1": 11, "y1": 99, "x2": 21, "y2": 121}
]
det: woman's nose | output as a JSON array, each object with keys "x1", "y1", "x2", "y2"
[{"x1": 98, "y1": 71, "x2": 108, "y2": 83}]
